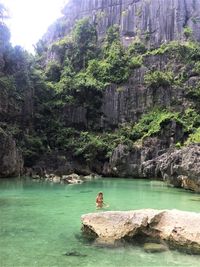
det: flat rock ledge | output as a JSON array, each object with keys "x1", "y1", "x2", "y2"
[{"x1": 81, "y1": 209, "x2": 200, "y2": 254}]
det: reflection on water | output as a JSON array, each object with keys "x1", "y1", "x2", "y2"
[
  {"x1": 0, "y1": 177, "x2": 200, "y2": 267},
  {"x1": 189, "y1": 197, "x2": 200, "y2": 202}
]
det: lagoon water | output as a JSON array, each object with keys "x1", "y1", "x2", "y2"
[{"x1": 1, "y1": 178, "x2": 200, "y2": 267}]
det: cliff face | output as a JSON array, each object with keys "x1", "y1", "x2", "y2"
[
  {"x1": 0, "y1": 129, "x2": 23, "y2": 177},
  {"x1": 1, "y1": 0, "x2": 200, "y2": 185},
  {"x1": 45, "y1": 0, "x2": 200, "y2": 46},
  {"x1": 0, "y1": 22, "x2": 36, "y2": 177},
  {"x1": 101, "y1": 54, "x2": 186, "y2": 127},
  {"x1": 42, "y1": 0, "x2": 198, "y2": 129},
  {"x1": 62, "y1": 53, "x2": 191, "y2": 129},
  {"x1": 31, "y1": 0, "x2": 200, "y2": 188}
]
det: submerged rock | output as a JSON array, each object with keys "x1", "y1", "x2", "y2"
[
  {"x1": 93, "y1": 237, "x2": 125, "y2": 248},
  {"x1": 64, "y1": 251, "x2": 87, "y2": 257},
  {"x1": 143, "y1": 243, "x2": 168, "y2": 253},
  {"x1": 30, "y1": 172, "x2": 84, "y2": 185},
  {"x1": 83, "y1": 174, "x2": 101, "y2": 180},
  {"x1": 62, "y1": 173, "x2": 83, "y2": 184},
  {"x1": 81, "y1": 209, "x2": 200, "y2": 254}
]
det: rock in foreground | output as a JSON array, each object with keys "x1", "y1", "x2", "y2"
[{"x1": 81, "y1": 209, "x2": 200, "y2": 254}]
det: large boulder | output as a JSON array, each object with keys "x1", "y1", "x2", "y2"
[
  {"x1": 105, "y1": 142, "x2": 200, "y2": 193},
  {"x1": 0, "y1": 129, "x2": 23, "y2": 177},
  {"x1": 143, "y1": 144, "x2": 200, "y2": 192},
  {"x1": 103, "y1": 120, "x2": 184, "y2": 178},
  {"x1": 81, "y1": 209, "x2": 200, "y2": 254}
]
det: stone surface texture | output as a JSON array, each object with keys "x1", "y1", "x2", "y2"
[
  {"x1": 142, "y1": 144, "x2": 200, "y2": 191},
  {"x1": 45, "y1": 0, "x2": 200, "y2": 46},
  {"x1": 0, "y1": 129, "x2": 23, "y2": 177},
  {"x1": 82, "y1": 209, "x2": 200, "y2": 253}
]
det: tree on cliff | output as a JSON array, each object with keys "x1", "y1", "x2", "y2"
[{"x1": 73, "y1": 18, "x2": 97, "y2": 70}]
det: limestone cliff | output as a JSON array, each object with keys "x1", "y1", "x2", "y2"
[
  {"x1": 1, "y1": 0, "x2": 200, "y2": 185},
  {"x1": 0, "y1": 129, "x2": 23, "y2": 177},
  {"x1": 44, "y1": 0, "x2": 200, "y2": 46},
  {"x1": 29, "y1": 0, "x2": 200, "y2": 190},
  {"x1": 42, "y1": 0, "x2": 199, "y2": 128}
]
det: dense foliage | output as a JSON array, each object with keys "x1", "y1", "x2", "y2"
[{"x1": 1, "y1": 13, "x2": 200, "y2": 169}]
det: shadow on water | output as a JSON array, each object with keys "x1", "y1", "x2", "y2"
[
  {"x1": 64, "y1": 251, "x2": 87, "y2": 257},
  {"x1": 0, "y1": 198, "x2": 8, "y2": 207},
  {"x1": 189, "y1": 198, "x2": 200, "y2": 202},
  {"x1": 74, "y1": 233, "x2": 95, "y2": 245},
  {"x1": 0, "y1": 196, "x2": 33, "y2": 207},
  {"x1": 79, "y1": 190, "x2": 93, "y2": 193}
]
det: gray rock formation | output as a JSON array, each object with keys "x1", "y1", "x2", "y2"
[
  {"x1": 61, "y1": 53, "x2": 189, "y2": 129},
  {"x1": 103, "y1": 140, "x2": 200, "y2": 192},
  {"x1": 103, "y1": 120, "x2": 185, "y2": 177},
  {"x1": 41, "y1": 1, "x2": 197, "y2": 130},
  {"x1": 45, "y1": 0, "x2": 200, "y2": 46},
  {"x1": 81, "y1": 209, "x2": 200, "y2": 254},
  {"x1": 42, "y1": 0, "x2": 198, "y2": 129},
  {"x1": 143, "y1": 144, "x2": 200, "y2": 192},
  {"x1": 101, "y1": 54, "x2": 187, "y2": 127},
  {"x1": 0, "y1": 129, "x2": 23, "y2": 177}
]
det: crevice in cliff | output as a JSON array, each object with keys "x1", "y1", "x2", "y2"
[
  {"x1": 183, "y1": 0, "x2": 190, "y2": 28},
  {"x1": 67, "y1": 0, "x2": 141, "y2": 15}
]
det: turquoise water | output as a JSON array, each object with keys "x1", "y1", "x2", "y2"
[{"x1": 1, "y1": 178, "x2": 200, "y2": 267}]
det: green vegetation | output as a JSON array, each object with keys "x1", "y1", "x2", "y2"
[
  {"x1": 72, "y1": 17, "x2": 98, "y2": 70},
  {"x1": 147, "y1": 41, "x2": 200, "y2": 62},
  {"x1": 179, "y1": 108, "x2": 200, "y2": 132},
  {"x1": 78, "y1": 45, "x2": 130, "y2": 88},
  {"x1": 51, "y1": 107, "x2": 198, "y2": 162},
  {"x1": 183, "y1": 26, "x2": 193, "y2": 39},
  {"x1": 1, "y1": 13, "x2": 200, "y2": 169},
  {"x1": 130, "y1": 108, "x2": 200, "y2": 142},
  {"x1": 22, "y1": 135, "x2": 46, "y2": 166},
  {"x1": 144, "y1": 71, "x2": 174, "y2": 88},
  {"x1": 130, "y1": 55, "x2": 143, "y2": 69},
  {"x1": 131, "y1": 110, "x2": 177, "y2": 140},
  {"x1": 185, "y1": 127, "x2": 200, "y2": 145},
  {"x1": 53, "y1": 23, "x2": 146, "y2": 93},
  {"x1": 186, "y1": 83, "x2": 200, "y2": 103},
  {"x1": 45, "y1": 61, "x2": 61, "y2": 82},
  {"x1": 128, "y1": 40, "x2": 147, "y2": 56}
]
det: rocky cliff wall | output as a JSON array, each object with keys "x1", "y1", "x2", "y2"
[
  {"x1": 43, "y1": 0, "x2": 196, "y2": 129},
  {"x1": 0, "y1": 129, "x2": 23, "y2": 177},
  {"x1": 62, "y1": 53, "x2": 190, "y2": 129},
  {"x1": 44, "y1": 0, "x2": 200, "y2": 46},
  {"x1": 16, "y1": 0, "x2": 200, "y2": 186}
]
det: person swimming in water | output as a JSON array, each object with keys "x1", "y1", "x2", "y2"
[{"x1": 96, "y1": 192, "x2": 109, "y2": 209}]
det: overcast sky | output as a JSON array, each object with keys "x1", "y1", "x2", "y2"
[{"x1": 1, "y1": 0, "x2": 68, "y2": 53}]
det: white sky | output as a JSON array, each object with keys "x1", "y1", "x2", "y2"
[{"x1": 1, "y1": 0, "x2": 68, "y2": 53}]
